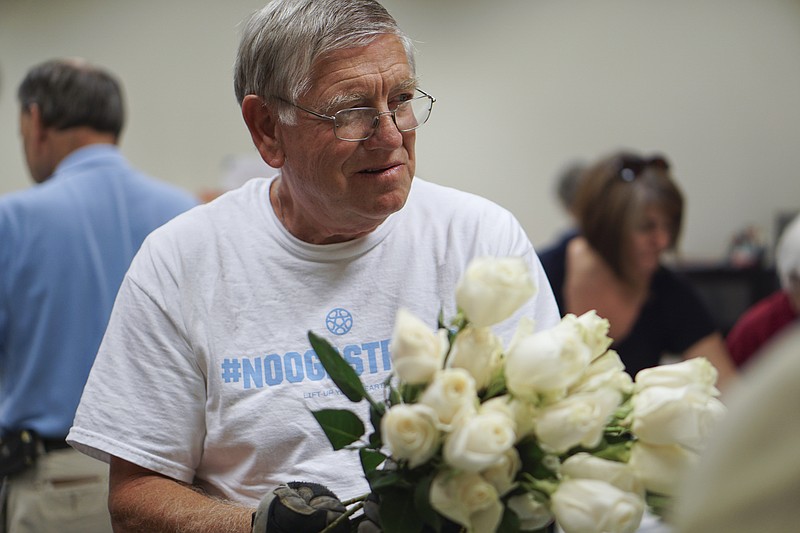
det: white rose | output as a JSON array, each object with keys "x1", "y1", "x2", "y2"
[
  {"x1": 481, "y1": 447, "x2": 521, "y2": 496},
  {"x1": 455, "y1": 256, "x2": 536, "y2": 327},
  {"x1": 628, "y1": 441, "x2": 698, "y2": 496},
  {"x1": 446, "y1": 326, "x2": 503, "y2": 389},
  {"x1": 443, "y1": 411, "x2": 516, "y2": 472},
  {"x1": 634, "y1": 357, "x2": 720, "y2": 396},
  {"x1": 381, "y1": 403, "x2": 441, "y2": 468},
  {"x1": 389, "y1": 308, "x2": 448, "y2": 385},
  {"x1": 430, "y1": 471, "x2": 504, "y2": 533},
  {"x1": 551, "y1": 479, "x2": 644, "y2": 533},
  {"x1": 505, "y1": 323, "x2": 592, "y2": 401},
  {"x1": 419, "y1": 368, "x2": 478, "y2": 428},
  {"x1": 534, "y1": 389, "x2": 622, "y2": 453},
  {"x1": 571, "y1": 310, "x2": 613, "y2": 359},
  {"x1": 570, "y1": 350, "x2": 633, "y2": 395},
  {"x1": 631, "y1": 384, "x2": 726, "y2": 452},
  {"x1": 481, "y1": 395, "x2": 538, "y2": 441},
  {"x1": 507, "y1": 492, "x2": 554, "y2": 531},
  {"x1": 561, "y1": 453, "x2": 644, "y2": 496}
]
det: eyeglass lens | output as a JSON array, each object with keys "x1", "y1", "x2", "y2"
[{"x1": 333, "y1": 95, "x2": 433, "y2": 141}]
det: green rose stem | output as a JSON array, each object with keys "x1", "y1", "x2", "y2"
[
  {"x1": 521, "y1": 474, "x2": 559, "y2": 497},
  {"x1": 319, "y1": 499, "x2": 367, "y2": 533},
  {"x1": 440, "y1": 309, "x2": 468, "y2": 368}
]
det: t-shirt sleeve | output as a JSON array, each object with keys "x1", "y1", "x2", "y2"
[
  {"x1": 68, "y1": 237, "x2": 206, "y2": 484},
  {"x1": 472, "y1": 203, "x2": 561, "y2": 334}
]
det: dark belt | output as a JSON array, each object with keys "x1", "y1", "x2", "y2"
[{"x1": 40, "y1": 437, "x2": 70, "y2": 453}]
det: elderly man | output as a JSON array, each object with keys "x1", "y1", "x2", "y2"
[
  {"x1": 0, "y1": 58, "x2": 197, "y2": 533},
  {"x1": 68, "y1": 1, "x2": 559, "y2": 532}
]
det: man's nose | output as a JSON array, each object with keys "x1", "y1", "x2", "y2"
[{"x1": 365, "y1": 111, "x2": 404, "y2": 148}]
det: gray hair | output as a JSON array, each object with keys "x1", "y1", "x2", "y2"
[
  {"x1": 233, "y1": 0, "x2": 415, "y2": 124},
  {"x1": 17, "y1": 58, "x2": 124, "y2": 139},
  {"x1": 777, "y1": 214, "x2": 800, "y2": 290}
]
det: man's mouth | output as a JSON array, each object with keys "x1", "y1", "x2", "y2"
[{"x1": 361, "y1": 163, "x2": 401, "y2": 174}]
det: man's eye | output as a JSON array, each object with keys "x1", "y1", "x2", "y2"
[
  {"x1": 386, "y1": 94, "x2": 414, "y2": 111},
  {"x1": 392, "y1": 92, "x2": 415, "y2": 104}
]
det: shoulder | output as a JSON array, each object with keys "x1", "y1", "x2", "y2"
[
  {"x1": 406, "y1": 178, "x2": 535, "y2": 258},
  {"x1": 136, "y1": 174, "x2": 199, "y2": 208},
  {"x1": 404, "y1": 178, "x2": 525, "y2": 243},
  {"x1": 407, "y1": 178, "x2": 512, "y2": 218},
  {"x1": 0, "y1": 180, "x2": 64, "y2": 232},
  {"x1": 137, "y1": 178, "x2": 268, "y2": 258}
]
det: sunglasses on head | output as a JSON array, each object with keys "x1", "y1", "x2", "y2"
[{"x1": 617, "y1": 154, "x2": 669, "y2": 182}]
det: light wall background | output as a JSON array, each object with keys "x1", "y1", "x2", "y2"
[{"x1": 2, "y1": 0, "x2": 799, "y2": 261}]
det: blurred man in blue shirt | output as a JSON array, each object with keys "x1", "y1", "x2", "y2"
[{"x1": 0, "y1": 58, "x2": 198, "y2": 533}]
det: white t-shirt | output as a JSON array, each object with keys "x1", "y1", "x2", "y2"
[{"x1": 68, "y1": 176, "x2": 559, "y2": 505}]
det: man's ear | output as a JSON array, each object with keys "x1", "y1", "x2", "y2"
[
  {"x1": 27, "y1": 104, "x2": 48, "y2": 144},
  {"x1": 241, "y1": 95, "x2": 285, "y2": 168}
]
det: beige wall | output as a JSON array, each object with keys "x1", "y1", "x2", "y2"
[{"x1": 2, "y1": 0, "x2": 799, "y2": 260}]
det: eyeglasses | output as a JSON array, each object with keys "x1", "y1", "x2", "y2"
[
  {"x1": 617, "y1": 154, "x2": 669, "y2": 182},
  {"x1": 274, "y1": 88, "x2": 436, "y2": 142}
]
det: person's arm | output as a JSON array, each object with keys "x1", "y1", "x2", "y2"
[
  {"x1": 682, "y1": 331, "x2": 738, "y2": 393},
  {"x1": 108, "y1": 456, "x2": 254, "y2": 533}
]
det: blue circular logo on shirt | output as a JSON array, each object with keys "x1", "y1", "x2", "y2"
[{"x1": 326, "y1": 308, "x2": 353, "y2": 336}]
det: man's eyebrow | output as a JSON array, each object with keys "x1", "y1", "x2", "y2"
[
  {"x1": 321, "y1": 78, "x2": 419, "y2": 113},
  {"x1": 395, "y1": 78, "x2": 419, "y2": 92},
  {"x1": 323, "y1": 93, "x2": 364, "y2": 113}
]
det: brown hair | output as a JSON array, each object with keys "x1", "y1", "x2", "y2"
[{"x1": 573, "y1": 150, "x2": 684, "y2": 286}]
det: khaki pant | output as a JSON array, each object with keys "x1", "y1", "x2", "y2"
[{"x1": 2, "y1": 447, "x2": 112, "y2": 533}]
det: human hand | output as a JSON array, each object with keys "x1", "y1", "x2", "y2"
[
  {"x1": 356, "y1": 492, "x2": 381, "y2": 533},
  {"x1": 252, "y1": 481, "x2": 349, "y2": 533}
]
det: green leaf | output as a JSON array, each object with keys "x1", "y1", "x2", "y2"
[
  {"x1": 496, "y1": 505, "x2": 521, "y2": 533},
  {"x1": 517, "y1": 438, "x2": 558, "y2": 480},
  {"x1": 413, "y1": 473, "x2": 442, "y2": 531},
  {"x1": 646, "y1": 491, "x2": 672, "y2": 518},
  {"x1": 368, "y1": 403, "x2": 385, "y2": 448},
  {"x1": 368, "y1": 469, "x2": 412, "y2": 491},
  {"x1": 591, "y1": 441, "x2": 632, "y2": 462},
  {"x1": 379, "y1": 487, "x2": 424, "y2": 533},
  {"x1": 308, "y1": 331, "x2": 366, "y2": 402},
  {"x1": 360, "y1": 448, "x2": 387, "y2": 476},
  {"x1": 311, "y1": 408, "x2": 365, "y2": 450},
  {"x1": 388, "y1": 384, "x2": 402, "y2": 406},
  {"x1": 400, "y1": 383, "x2": 425, "y2": 404},
  {"x1": 483, "y1": 370, "x2": 508, "y2": 400}
]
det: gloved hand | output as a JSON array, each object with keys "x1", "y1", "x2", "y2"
[
  {"x1": 252, "y1": 481, "x2": 350, "y2": 533},
  {"x1": 356, "y1": 492, "x2": 381, "y2": 533}
]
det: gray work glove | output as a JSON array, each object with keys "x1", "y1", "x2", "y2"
[
  {"x1": 252, "y1": 481, "x2": 349, "y2": 533},
  {"x1": 356, "y1": 492, "x2": 381, "y2": 533}
]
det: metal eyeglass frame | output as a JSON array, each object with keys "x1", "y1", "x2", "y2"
[{"x1": 273, "y1": 88, "x2": 436, "y2": 142}]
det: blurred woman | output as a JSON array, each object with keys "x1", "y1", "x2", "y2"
[{"x1": 539, "y1": 150, "x2": 737, "y2": 389}]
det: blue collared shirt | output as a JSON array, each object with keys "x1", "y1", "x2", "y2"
[{"x1": 0, "y1": 144, "x2": 198, "y2": 438}]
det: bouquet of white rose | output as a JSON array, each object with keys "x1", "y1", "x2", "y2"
[{"x1": 307, "y1": 256, "x2": 726, "y2": 533}]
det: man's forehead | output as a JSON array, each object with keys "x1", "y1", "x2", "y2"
[{"x1": 308, "y1": 36, "x2": 414, "y2": 99}]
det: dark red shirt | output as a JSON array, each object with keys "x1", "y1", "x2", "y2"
[{"x1": 726, "y1": 290, "x2": 799, "y2": 368}]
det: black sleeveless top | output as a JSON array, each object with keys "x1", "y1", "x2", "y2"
[{"x1": 538, "y1": 232, "x2": 718, "y2": 377}]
